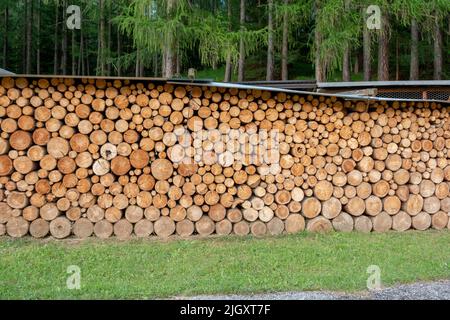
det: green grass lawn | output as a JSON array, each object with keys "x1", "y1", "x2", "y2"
[{"x1": 0, "y1": 231, "x2": 449, "y2": 299}]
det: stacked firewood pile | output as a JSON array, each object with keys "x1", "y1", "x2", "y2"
[{"x1": 0, "y1": 76, "x2": 449, "y2": 239}]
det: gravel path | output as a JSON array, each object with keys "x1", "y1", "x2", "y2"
[{"x1": 177, "y1": 280, "x2": 450, "y2": 300}]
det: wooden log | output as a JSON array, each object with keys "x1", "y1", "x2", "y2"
[
  {"x1": 29, "y1": 218, "x2": 49, "y2": 238},
  {"x1": 104, "y1": 207, "x2": 122, "y2": 223},
  {"x1": 154, "y1": 216, "x2": 176, "y2": 237},
  {"x1": 175, "y1": 219, "x2": 195, "y2": 237},
  {"x1": 306, "y1": 216, "x2": 333, "y2": 233},
  {"x1": 40, "y1": 203, "x2": 59, "y2": 221},
  {"x1": 73, "y1": 218, "x2": 94, "y2": 238},
  {"x1": 67, "y1": 207, "x2": 82, "y2": 223},
  {"x1": 250, "y1": 221, "x2": 267, "y2": 236},
  {"x1": 10, "y1": 131, "x2": 32, "y2": 151},
  {"x1": 111, "y1": 156, "x2": 131, "y2": 176},
  {"x1": 431, "y1": 211, "x2": 449, "y2": 230},
  {"x1": 321, "y1": 197, "x2": 342, "y2": 219},
  {"x1": 372, "y1": 180, "x2": 390, "y2": 198},
  {"x1": 291, "y1": 187, "x2": 304, "y2": 202},
  {"x1": 243, "y1": 207, "x2": 258, "y2": 222},
  {"x1": 170, "y1": 205, "x2": 186, "y2": 222},
  {"x1": 215, "y1": 219, "x2": 232, "y2": 236},
  {"x1": 87, "y1": 205, "x2": 105, "y2": 223},
  {"x1": 259, "y1": 206, "x2": 274, "y2": 222},
  {"x1": 385, "y1": 154, "x2": 402, "y2": 171},
  {"x1": 195, "y1": 216, "x2": 215, "y2": 236},
  {"x1": 130, "y1": 149, "x2": 149, "y2": 169},
  {"x1": 314, "y1": 180, "x2": 333, "y2": 201},
  {"x1": 354, "y1": 215, "x2": 373, "y2": 233},
  {"x1": 435, "y1": 183, "x2": 449, "y2": 200},
  {"x1": 23, "y1": 206, "x2": 39, "y2": 221},
  {"x1": 125, "y1": 205, "x2": 144, "y2": 223},
  {"x1": 412, "y1": 212, "x2": 431, "y2": 230},
  {"x1": 6, "y1": 216, "x2": 29, "y2": 237},
  {"x1": 392, "y1": 211, "x2": 412, "y2": 232},
  {"x1": 151, "y1": 159, "x2": 173, "y2": 180},
  {"x1": 49, "y1": 217, "x2": 71, "y2": 239},
  {"x1": 372, "y1": 212, "x2": 392, "y2": 232},
  {"x1": 332, "y1": 212, "x2": 354, "y2": 232},
  {"x1": 347, "y1": 170, "x2": 362, "y2": 186},
  {"x1": 13, "y1": 156, "x2": 34, "y2": 174},
  {"x1": 209, "y1": 204, "x2": 226, "y2": 222},
  {"x1": 267, "y1": 217, "x2": 284, "y2": 235},
  {"x1": 275, "y1": 205, "x2": 289, "y2": 220},
  {"x1": 403, "y1": 194, "x2": 423, "y2": 216},
  {"x1": 383, "y1": 195, "x2": 401, "y2": 215},
  {"x1": 6, "y1": 191, "x2": 28, "y2": 209},
  {"x1": 94, "y1": 220, "x2": 113, "y2": 239},
  {"x1": 114, "y1": 219, "x2": 133, "y2": 239},
  {"x1": 302, "y1": 198, "x2": 321, "y2": 218},
  {"x1": 440, "y1": 198, "x2": 450, "y2": 213},
  {"x1": 47, "y1": 137, "x2": 69, "y2": 158},
  {"x1": 70, "y1": 133, "x2": 90, "y2": 152},
  {"x1": 345, "y1": 197, "x2": 365, "y2": 216},
  {"x1": 224, "y1": 202, "x2": 242, "y2": 219},
  {"x1": 274, "y1": 190, "x2": 291, "y2": 205},
  {"x1": 284, "y1": 214, "x2": 305, "y2": 233},
  {"x1": 134, "y1": 219, "x2": 154, "y2": 237},
  {"x1": 100, "y1": 143, "x2": 117, "y2": 160},
  {"x1": 93, "y1": 159, "x2": 110, "y2": 176},
  {"x1": 186, "y1": 205, "x2": 202, "y2": 222},
  {"x1": 423, "y1": 196, "x2": 440, "y2": 214},
  {"x1": 0, "y1": 155, "x2": 13, "y2": 176},
  {"x1": 419, "y1": 180, "x2": 435, "y2": 197},
  {"x1": 233, "y1": 221, "x2": 250, "y2": 236}
]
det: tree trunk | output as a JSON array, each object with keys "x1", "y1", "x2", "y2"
[
  {"x1": 36, "y1": 0, "x2": 41, "y2": 74},
  {"x1": 314, "y1": 28, "x2": 324, "y2": 82},
  {"x1": 3, "y1": 7, "x2": 8, "y2": 68},
  {"x1": 409, "y1": 19, "x2": 419, "y2": 80},
  {"x1": 377, "y1": 14, "x2": 389, "y2": 81},
  {"x1": 224, "y1": 0, "x2": 232, "y2": 82},
  {"x1": 433, "y1": 18, "x2": 442, "y2": 80},
  {"x1": 78, "y1": 28, "x2": 84, "y2": 76},
  {"x1": 153, "y1": 53, "x2": 158, "y2": 77},
  {"x1": 53, "y1": 3, "x2": 59, "y2": 74},
  {"x1": 176, "y1": 46, "x2": 181, "y2": 76},
  {"x1": 266, "y1": 0, "x2": 274, "y2": 81},
  {"x1": 342, "y1": 0, "x2": 350, "y2": 81},
  {"x1": 281, "y1": 0, "x2": 289, "y2": 80},
  {"x1": 72, "y1": 30, "x2": 76, "y2": 75},
  {"x1": 135, "y1": 47, "x2": 141, "y2": 77},
  {"x1": 395, "y1": 35, "x2": 399, "y2": 80},
  {"x1": 354, "y1": 53, "x2": 359, "y2": 75},
  {"x1": 164, "y1": 0, "x2": 176, "y2": 78},
  {"x1": 97, "y1": 0, "x2": 106, "y2": 75},
  {"x1": 238, "y1": 0, "x2": 245, "y2": 82},
  {"x1": 363, "y1": 23, "x2": 371, "y2": 81},
  {"x1": 162, "y1": 50, "x2": 166, "y2": 77},
  {"x1": 107, "y1": 6, "x2": 112, "y2": 76},
  {"x1": 61, "y1": 0, "x2": 68, "y2": 75},
  {"x1": 25, "y1": 0, "x2": 33, "y2": 74},
  {"x1": 117, "y1": 29, "x2": 122, "y2": 76},
  {"x1": 140, "y1": 53, "x2": 144, "y2": 77},
  {"x1": 342, "y1": 46, "x2": 350, "y2": 81},
  {"x1": 224, "y1": 53, "x2": 232, "y2": 82}
]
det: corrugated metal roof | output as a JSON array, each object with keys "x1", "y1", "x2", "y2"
[
  {"x1": 1, "y1": 75, "x2": 449, "y2": 104},
  {"x1": 0, "y1": 68, "x2": 15, "y2": 76},
  {"x1": 318, "y1": 80, "x2": 450, "y2": 88}
]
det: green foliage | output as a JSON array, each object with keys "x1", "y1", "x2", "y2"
[
  {"x1": 313, "y1": 0, "x2": 362, "y2": 76},
  {"x1": 0, "y1": 0, "x2": 447, "y2": 79}
]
